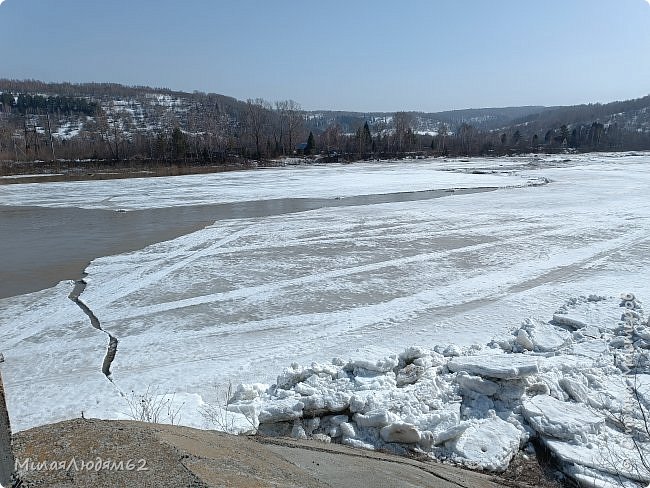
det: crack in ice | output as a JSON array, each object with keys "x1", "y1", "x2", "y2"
[{"x1": 68, "y1": 279, "x2": 119, "y2": 379}]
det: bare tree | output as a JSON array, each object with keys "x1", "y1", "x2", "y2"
[
  {"x1": 245, "y1": 98, "x2": 271, "y2": 159},
  {"x1": 45, "y1": 113, "x2": 56, "y2": 161},
  {"x1": 437, "y1": 122, "x2": 448, "y2": 154},
  {"x1": 322, "y1": 123, "x2": 343, "y2": 154},
  {"x1": 393, "y1": 112, "x2": 414, "y2": 153},
  {"x1": 456, "y1": 123, "x2": 476, "y2": 155},
  {"x1": 275, "y1": 100, "x2": 304, "y2": 155},
  {"x1": 94, "y1": 104, "x2": 134, "y2": 161}
]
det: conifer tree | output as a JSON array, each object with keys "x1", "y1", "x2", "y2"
[{"x1": 305, "y1": 131, "x2": 315, "y2": 155}]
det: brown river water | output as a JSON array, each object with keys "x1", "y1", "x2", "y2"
[{"x1": 0, "y1": 188, "x2": 492, "y2": 299}]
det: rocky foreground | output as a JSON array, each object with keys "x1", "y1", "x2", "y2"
[{"x1": 11, "y1": 418, "x2": 553, "y2": 487}]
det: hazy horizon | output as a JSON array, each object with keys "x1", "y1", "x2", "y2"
[{"x1": 1, "y1": 0, "x2": 649, "y2": 112}]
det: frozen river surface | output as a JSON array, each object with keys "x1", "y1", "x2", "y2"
[{"x1": 1, "y1": 153, "x2": 649, "y2": 433}]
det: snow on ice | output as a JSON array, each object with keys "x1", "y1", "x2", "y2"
[
  {"x1": 2, "y1": 153, "x2": 650, "y2": 486},
  {"x1": 0, "y1": 158, "x2": 543, "y2": 210}
]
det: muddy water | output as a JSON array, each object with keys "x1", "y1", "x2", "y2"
[{"x1": 0, "y1": 187, "x2": 494, "y2": 299}]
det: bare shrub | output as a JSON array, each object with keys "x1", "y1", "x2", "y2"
[
  {"x1": 124, "y1": 386, "x2": 184, "y2": 425},
  {"x1": 199, "y1": 381, "x2": 256, "y2": 434}
]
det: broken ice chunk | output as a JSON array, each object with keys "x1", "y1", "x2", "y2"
[
  {"x1": 258, "y1": 398, "x2": 304, "y2": 423},
  {"x1": 447, "y1": 416, "x2": 522, "y2": 471},
  {"x1": 380, "y1": 422, "x2": 421, "y2": 444},
  {"x1": 448, "y1": 355, "x2": 539, "y2": 379},
  {"x1": 455, "y1": 371, "x2": 499, "y2": 396},
  {"x1": 354, "y1": 410, "x2": 398, "y2": 428},
  {"x1": 552, "y1": 314, "x2": 588, "y2": 330},
  {"x1": 518, "y1": 318, "x2": 571, "y2": 352},
  {"x1": 521, "y1": 395, "x2": 604, "y2": 440}
]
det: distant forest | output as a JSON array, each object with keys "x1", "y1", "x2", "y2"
[{"x1": 1, "y1": 79, "x2": 649, "y2": 172}]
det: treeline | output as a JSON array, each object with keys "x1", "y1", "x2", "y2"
[
  {"x1": 1, "y1": 79, "x2": 649, "y2": 169},
  {"x1": 0, "y1": 93, "x2": 99, "y2": 116},
  {"x1": 0, "y1": 79, "x2": 188, "y2": 100},
  {"x1": 2, "y1": 105, "x2": 650, "y2": 166},
  {"x1": 429, "y1": 120, "x2": 650, "y2": 156}
]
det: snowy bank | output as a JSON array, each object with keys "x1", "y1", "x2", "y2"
[{"x1": 227, "y1": 294, "x2": 650, "y2": 487}]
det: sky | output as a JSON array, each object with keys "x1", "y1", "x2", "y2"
[{"x1": 0, "y1": 0, "x2": 649, "y2": 112}]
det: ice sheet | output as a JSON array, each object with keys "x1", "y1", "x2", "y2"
[
  {"x1": 0, "y1": 159, "x2": 543, "y2": 210},
  {"x1": 1, "y1": 153, "x2": 650, "y2": 476}
]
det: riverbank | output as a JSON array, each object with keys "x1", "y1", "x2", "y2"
[
  {"x1": 0, "y1": 155, "x2": 335, "y2": 184},
  {"x1": 0, "y1": 158, "x2": 267, "y2": 185}
]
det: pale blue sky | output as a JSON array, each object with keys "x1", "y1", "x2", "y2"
[{"x1": 1, "y1": 0, "x2": 649, "y2": 112}]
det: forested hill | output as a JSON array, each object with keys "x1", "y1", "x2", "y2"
[
  {"x1": 503, "y1": 95, "x2": 650, "y2": 148},
  {"x1": 0, "y1": 79, "x2": 649, "y2": 168},
  {"x1": 305, "y1": 106, "x2": 547, "y2": 135},
  {"x1": 511, "y1": 95, "x2": 650, "y2": 130}
]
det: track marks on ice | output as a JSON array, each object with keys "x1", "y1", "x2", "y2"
[
  {"x1": 99, "y1": 222, "x2": 642, "y2": 326},
  {"x1": 82, "y1": 223, "x2": 259, "y2": 309}
]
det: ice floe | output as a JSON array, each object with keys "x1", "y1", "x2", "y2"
[{"x1": 226, "y1": 293, "x2": 650, "y2": 485}]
